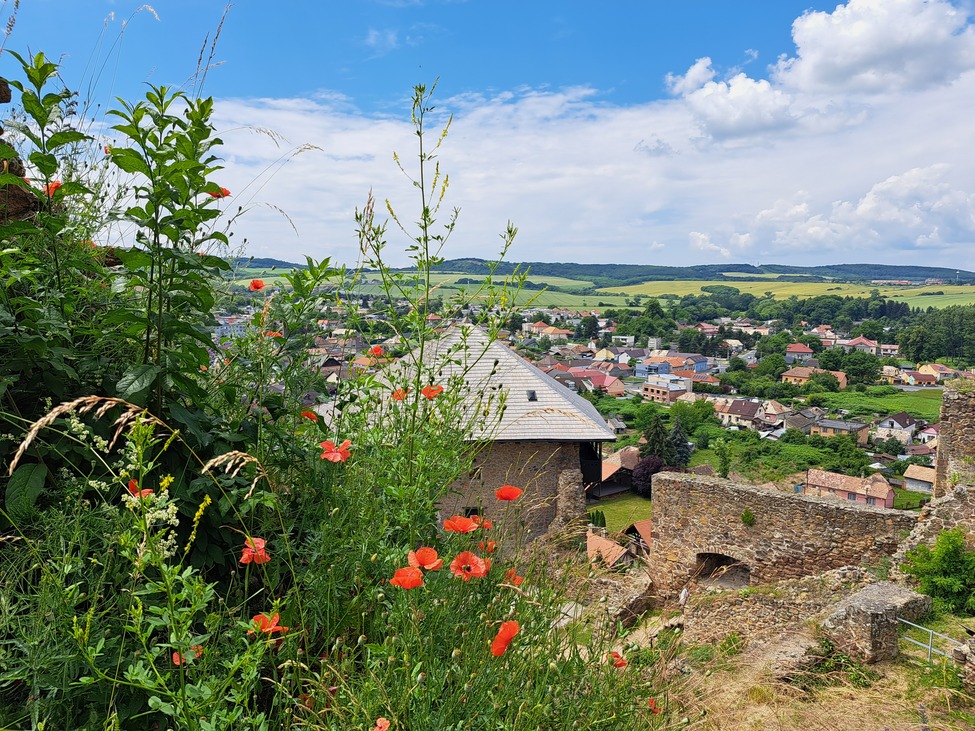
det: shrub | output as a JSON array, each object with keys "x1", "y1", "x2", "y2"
[
  {"x1": 740, "y1": 509, "x2": 756, "y2": 527},
  {"x1": 901, "y1": 528, "x2": 975, "y2": 615}
]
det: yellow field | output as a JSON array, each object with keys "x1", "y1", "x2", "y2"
[{"x1": 602, "y1": 280, "x2": 975, "y2": 308}]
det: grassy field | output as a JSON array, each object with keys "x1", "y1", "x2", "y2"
[
  {"x1": 819, "y1": 387, "x2": 944, "y2": 422},
  {"x1": 590, "y1": 492, "x2": 652, "y2": 532},
  {"x1": 601, "y1": 279, "x2": 975, "y2": 308}
]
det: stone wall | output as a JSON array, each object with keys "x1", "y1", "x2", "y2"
[
  {"x1": 442, "y1": 441, "x2": 582, "y2": 540},
  {"x1": 683, "y1": 567, "x2": 874, "y2": 646},
  {"x1": 648, "y1": 473, "x2": 918, "y2": 597},
  {"x1": 892, "y1": 484, "x2": 975, "y2": 575},
  {"x1": 934, "y1": 382, "x2": 975, "y2": 498}
]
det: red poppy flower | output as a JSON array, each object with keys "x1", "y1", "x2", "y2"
[
  {"x1": 369, "y1": 345, "x2": 383, "y2": 357},
  {"x1": 104, "y1": 145, "x2": 111, "y2": 154},
  {"x1": 240, "y1": 537, "x2": 271, "y2": 565},
  {"x1": 320, "y1": 439, "x2": 352, "y2": 463},
  {"x1": 390, "y1": 566, "x2": 424, "y2": 589},
  {"x1": 608, "y1": 651, "x2": 627, "y2": 668},
  {"x1": 248, "y1": 612, "x2": 288, "y2": 635},
  {"x1": 249, "y1": 279, "x2": 265, "y2": 291},
  {"x1": 173, "y1": 645, "x2": 203, "y2": 665},
  {"x1": 504, "y1": 568, "x2": 524, "y2": 586},
  {"x1": 43, "y1": 181, "x2": 61, "y2": 196},
  {"x1": 443, "y1": 515, "x2": 479, "y2": 533},
  {"x1": 478, "y1": 540, "x2": 497, "y2": 553},
  {"x1": 495, "y1": 485, "x2": 523, "y2": 501},
  {"x1": 391, "y1": 388, "x2": 409, "y2": 401},
  {"x1": 299, "y1": 693, "x2": 315, "y2": 710},
  {"x1": 300, "y1": 410, "x2": 319, "y2": 422},
  {"x1": 490, "y1": 620, "x2": 520, "y2": 657},
  {"x1": 472, "y1": 515, "x2": 493, "y2": 530},
  {"x1": 126, "y1": 479, "x2": 153, "y2": 499},
  {"x1": 407, "y1": 547, "x2": 443, "y2": 571},
  {"x1": 421, "y1": 384, "x2": 444, "y2": 400},
  {"x1": 450, "y1": 551, "x2": 488, "y2": 581},
  {"x1": 374, "y1": 719, "x2": 390, "y2": 731},
  {"x1": 208, "y1": 186, "x2": 231, "y2": 198},
  {"x1": 648, "y1": 698, "x2": 661, "y2": 714},
  {"x1": 265, "y1": 330, "x2": 283, "y2": 338}
]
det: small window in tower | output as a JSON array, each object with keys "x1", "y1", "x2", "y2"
[{"x1": 526, "y1": 390, "x2": 538, "y2": 402}]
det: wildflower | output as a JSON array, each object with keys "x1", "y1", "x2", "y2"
[
  {"x1": 407, "y1": 547, "x2": 443, "y2": 571},
  {"x1": 200, "y1": 365, "x2": 208, "y2": 371},
  {"x1": 648, "y1": 698, "x2": 661, "y2": 714},
  {"x1": 126, "y1": 479, "x2": 153, "y2": 499},
  {"x1": 43, "y1": 181, "x2": 61, "y2": 196},
  {"x1": 495, "y1": 485, "x2": 523, "y2": 501},
  {"x1": 299, "y1": 693, "x2": 315, "y2": 710},
  {"x1": 265, "y1": 330, "x2": 283, "y2": 338},
  {"x1": 159, "y1": 475, "x2": 175, "y2": 490},
  {"x1": 490, "y1": 620, "x2": 520, "y2": 657},
  {"x1": 472, "y1": 515, "x2": 493, "y2": 530},
  {"x1": 389, "y1": 566, "x2": 424, "y2": 590},
  {"x1": 300, "y1": 410, "x2": 319, "y2": 422},
  {"x1": 504, "y1": 568, "x2": 524, "y2": 586},
  {"x1": 172, "y1": 645, "x2": 202, "y2": 666},
  {"x1": 374, "y1": 719, "x2": 390, "y2": 731},
  {"x1": 608, "y1": 651, "x2": 627, "y2": 668},
  {"x1": 478, "y1": 540, "x2": 497, "y2": 553},
  {"x1": 249, "y1": 279, "x2": 265, "y2": 291},
  {"x1": 240, "y1": 537, "x2": 271, "y2": 565},
  {"x1": 369, "y1": 345, "x2": 383, "y2": 357},
  {"x1": 391, "y1": 388, "x2": 409, "y2": 401},
  {"x1": 104, "y1": 145, "x2": 111, "y2": 154},
  {"x1": 443, "y1": 515, "x2": 479, "y2": 533},
  {"x1": 248, "y1": 612, "x2": 288, "y2": 635},
  {"x1": 421, "y1": 384, "x2": 444, "y2": 400},
  {"x1": 208, "y1": 186, "x2": 231, "y2": 198},
  {"x1": 320, "y1": 439, "x2": 352, "y2": 463},
  {"x1": 450, "y1": 551, "x2": 488, "y2": 581}
]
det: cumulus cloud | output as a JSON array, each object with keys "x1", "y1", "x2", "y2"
[
  {"x1": 681, "y1": 70, "x2": 796, "y2": 140},
  {"x1": 690, "y1": 231, "x2": 731, "y2": 259},
  {"x1": 364, "y1": 28, "x2": 399, "y2": 55},
  {"x1": 774, "y1": 0, "x2": 975, "y2": 93}
]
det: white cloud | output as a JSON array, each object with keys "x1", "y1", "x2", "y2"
[
  {"x1": 364, "y1": 28, "x2": 400, "y2": 55},
  {"x1": 690, "y1": 231, "x2": 731, "y2": 259},
  {"x1": 665, "y1": 57, "x2": 716, "y2": 96},
  {"x1": 682, "y1": 72, "x2": 796, "y2": 140},
  {"x1": 774, "y1": 0, "x2": 975, "y2": 94}
]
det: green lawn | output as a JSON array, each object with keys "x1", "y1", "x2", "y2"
[
  {"x1": 819, "y1": 388, "x2": 943, "y2": 422},
  {"x1": 894, "y1": 487, "x2": 930, "y2": 510},
  {"x1": 590, "y1": 492, "x2": 652, "y2": 532}
]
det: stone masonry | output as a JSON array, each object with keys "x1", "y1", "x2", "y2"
[
  {"x1": 441, "y1": 441, "x2": 583, "y2": 540},
  {"x1": 934, "y1": 381, "x2": 975, "y2": 498},
  {"x1": 648, "y1": 473, "x2": 918, "y2": 597}
]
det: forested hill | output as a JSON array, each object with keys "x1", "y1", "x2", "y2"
[
  {"x1": 235, "y1": 257, "x2": 308, "y2": 270},
  {"x1": 435, "y1": 259, "x2": 975, "y2": 287}
]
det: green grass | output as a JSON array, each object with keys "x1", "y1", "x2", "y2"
[
  {"x1": 818, "y1": 388, "x2": 943, "y2": 422},
  {"x1": 894, "y1": 487, "x2": 930, "y2": 510},
  {"x1": 591, "y1": 492, "x2": 652, "y2": 532}
]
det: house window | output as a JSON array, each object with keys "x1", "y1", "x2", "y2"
[
  {"x1": 866, "y1": 497, "x2": 876, "y2": 505},
  {"x1": 847, "y1": 493, "x2": 856, "y2": 501}
]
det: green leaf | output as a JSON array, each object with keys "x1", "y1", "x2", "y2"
[
  {"x1": 110, "y1": 149, "x2": 152, "y2": 177},
  {"x1": 117, "y1": 364, "x2": 162, "y2": 400},
  {"x1": 46, "y1": 129, "x2": 89, "y2": 150},
  {"x1": 28, "y1": 151, "x2": 58, "y2": 177},
  {"x1": 5, "y1": 463, "x2": 48, "y2": 523}
]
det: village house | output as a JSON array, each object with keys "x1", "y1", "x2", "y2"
[
  {"x1": 874, "y1": 411, "x2": 920, "y2": 445},
  {"x1": 803, "y1": 468, "x2": 895, "y2": 508},
  {"x1": 916, "y1": 423, "x2": 940, "y2": 446},
  {"x1": 810, "y1": 418, "x2": 870, "y2": 445},
  {"x1": 780, "y1": 366, "x2": 848, "y2": 390},
  {"x1": 714, "y1": 398, "x2": 766, "y2": 429},
  {"x1": 902, "y1": 464, "x2": 937, "y2": 493},
  {"x1": 903, "y1": 371, "x2": 938, "y2": 387},
  {"x1": 918, "y1": 363, "x2": 960, "y2": 382},
  {"x1": 784, "y1": 342, "x2": 815, "y2": 364},
  {"x1": 836, "y1": 335, "x2": 880, "y2": 356},
  {"x1": 642, "y1": 373, "x2": 688, "y2": 404},
  {"x1": 720, "y1": 338, "x2": 744, "y2": 355}
]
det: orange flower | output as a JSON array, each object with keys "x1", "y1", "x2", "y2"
[
  {"x1": 391, "y1": 388, "x2": 409, "y2": 401},
  {"x1": 104, "y1": 145, "x2": 111, "y2": 154},
  {"x1": 648, "y1": 698, "x2": 661, "y2": 714},
  {"x1": 208, "y1": 186, "x2": 231, "y2": 198},
  {"x1": 320, "y1": 439, "x2": 352, "y2": 463},
  {"x1": 300, "y1": 410, "x2": 319, "y2": 422},
  {"x1": 390, "y1": 566, "x2": 424, "y2": 589},
  {"x1": 490, "y1": 620, "x2": 520, "y2": 657},
  {"x1": 421, "y1": 384, "x2": 444, "y2": 400},
  {"x1": 443, "y1": 515, "x2": 479, "y2": 533},
  {"x1": 504, "y1": 568, "x2": 524, "y2": 586},
  {"x1": 608, "y1": 651, "x2": 627, "y2": 668},
  {"x1": 449, "y1": 551, "x2": 488, "y2": 581},
  {"x1": 407, "y1": 547, "x2": 443, "y2": 571},
  {"x1": 249, "y1": 279, "x2": 265, "y2": 291},
  {"x1": 199, "y1": 364, "x2": 208, "y2": 371},
  {"x1": 495, "y1": 485, "x2": 523, "y2": 501},
  {"x1": 126, "y1": 479, "x2": 153, "y2": 499},
  {"x1": 240, "y1": 537, "x2": 271, "y2": 565},
  {"x1": 478, "y1": 540, "x2": 497, "y2": 553},
  {"x1": 472, "y1": 515, "x2": 493, "y2": 530},
  {"x1": 173, "y1": 645, "x2": 203, "y2": 665},
  {"x1": 265, "y1": 330, "x2": 283, "y2": 338},
  {"x1": 248, "y1": 612, "x2": 288, "y2": 635},
  {"x1": 374, "y1": 719, "x2": 390, "y2": 731},
  {"x1": 369, "y1": 345, "x2": 383, "y2": 357},
  {"x1": 43, "y1": 181, "x2": 61, "y2": 196}
]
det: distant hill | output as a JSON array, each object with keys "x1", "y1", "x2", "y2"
[
  {"x1": 234, "y1": 257, "x2": 307, "y2": 270},
  {"x1": 434, "y1": 259, "x2": 975, "y2": 287}
]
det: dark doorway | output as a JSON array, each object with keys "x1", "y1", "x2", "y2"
[{"x1": 695, "y1": 552, "x2": 750, "y2": 589}]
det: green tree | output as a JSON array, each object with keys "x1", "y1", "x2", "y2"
[
  {"x1": 817, "y1": 348, "x2": 844, "y2": 372},
  {"x1": 842, "y1": 350, "x2": 881, "y2": 385},
  {"x1": 713, "y1": 438, "x2": 733, "y2": 478},
  {"x1": 902, "y1": 529, "x2": 975, "y2": 614},
  {"x1": 639, "y1": 412, "x2": 675, "y2": 464},
  {"x1": 668, "y1": 418, "x2": 692, "y2": 467}
]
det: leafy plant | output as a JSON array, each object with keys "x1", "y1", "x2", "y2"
[{"x1": 902, "y1": 528, "x2": 975, "y2": 615}]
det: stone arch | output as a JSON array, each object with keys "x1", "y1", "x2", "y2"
[{"x1": 694, "y1": 551, "x2": 751, "y2": 589}]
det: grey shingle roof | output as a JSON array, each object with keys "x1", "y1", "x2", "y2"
[{"x1": 406, "y1": 326, "x2": 616, "y2": 442}]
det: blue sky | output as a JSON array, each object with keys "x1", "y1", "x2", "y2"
[{"x1": 4, "y1": 1, "x2": 975, "y2": 270}]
